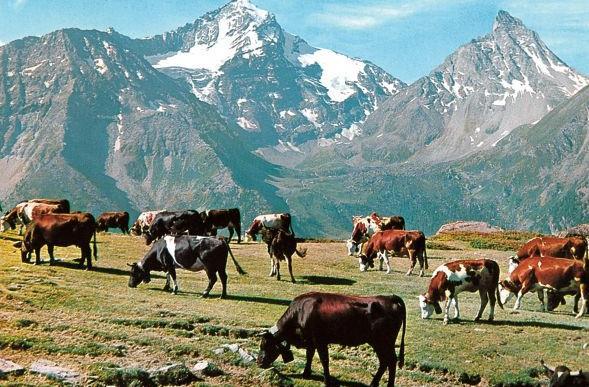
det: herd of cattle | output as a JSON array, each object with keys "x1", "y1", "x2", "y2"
[{"x1": 1, "y1": 200, "x2": 588, "y2": 386}]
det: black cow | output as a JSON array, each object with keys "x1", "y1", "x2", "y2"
[
  {"x1": 201, "y1": 208, "x2": 241, "y2": 243},
  {"x1": 144, "y1": 210, "x2": 205, "y2": 245},
  {"x1": 258, "y1": 292, "x2": 406, "y2": 387},
  {"x1": 542, "y1": 360, "x2": 589, "y2": 387},
  {"x1": 128, "y1": 235, "x2": 245, "y2": 297},
  {"x1": 260, "y1": 228, "x2": 307, "y2": 283}
]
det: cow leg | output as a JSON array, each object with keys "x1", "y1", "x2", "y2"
[
  {"x1": 443, "y1": 297, "x2": 452, "y2": 324},
  {"x1": 316, "y1": 344, "x2": 333, "y2": 386},
  {"x1": 575, "y1": 284, "x2": 587, "y2": 318},
  {"x1": 275, "y1": 259, "x2": 281, "y2": 281},
  {"x1": 236, "y1": 224, "x2": 241, "y2": 244},
  {"x1": 573, "y1": 292, "x2": 580, "y2": 314},
  {"x1": 218, "y1": 268, "x2": 228, "y2": 299},
  {"x1": 286, "y1": 255, "x2": 296, "y2": 283},
  {"x1": 452, "y1": 296, "x2": 460, "y2": 320},
  {"x1": 539, "y1": 290, "x2": 548, "y2": 312},
  {"x1": 405, "y1": 250, "x2": 416, "y2": 276},
  {"x1": 169, "y1": 268, "x2": 179, "y2": 294},
  {"x1": 475, "y1": 289, "x2": 488, "y2": 321},
  {"x1": 163, "y1": 274, "x2": 171, "y2": 292},
  {"x1": 370, "y1": 349, "x2": 389, "y2": 387},
  {"x1": 303, "y1": 347, "x2": 315, "y2": 378},
  {"x1": 382, "y1": 251, "x2": 391, "y2": 274},
  {"x1": 487, "y1": 289, "x2": 496, "y2": 321},
  {"x1": 417, "y1": 252, "x2": 425, "y2": 277},
  {"x1": 34, "y1": 248, "x2": 41, "y2": 265},
  {"x1": 83, "y1": 244, "x2": 92, "y2": 270},
  {"x1": 47, "y1": 245, "x2": 55, "y2": 265},
  {"x1": 227, "y1": 226, "x2": 234, "y2": 242},
  {"x1": 378, "y1": 251, "x2": 384, "y2": 271},
  {"x1": 202, "y1": 269, "x2": 217, "y2": 298},
  {"x1": 514, "y1": 281, "x2": 533, "y2": 310}
]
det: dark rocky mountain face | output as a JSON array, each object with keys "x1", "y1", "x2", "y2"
[{"x1": 0, "y1": 28, "x2": 287, "y2": 221}]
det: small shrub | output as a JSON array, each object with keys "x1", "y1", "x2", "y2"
[
  {"x1": 14, "y1": 318, "x2": 37, "y2": 328},
  {"x1": 89, "y1": 363, "x2": 155, "y2": 387},
  {"x1": 0, "y1": 334, "x2": 35, "y2": 350}
]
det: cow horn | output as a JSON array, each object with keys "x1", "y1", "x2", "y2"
[
  {"x1": 127, "y1": 263, "x2": 134, "y2": 267},
  {"x1": 541, "y1": 360, "x2": 555, "y2": 373},
  {"x1": 12, "y1": 241, "x2": 22, "y2": 248}
]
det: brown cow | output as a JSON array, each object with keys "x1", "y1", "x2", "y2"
[
  {"x1": 1, "y1": 202, "x2": 68, "y2": 233},
  {"x1": 96, "y1": 211, "x2": 130, "y2": 234},
  {"x1": 516, "y1": 236, "x2": 588, "y2": 261},
  {"x1": 419, "y1": 259, "x2": 503, "y2": 324},
  {"x1": 499, "y1": 256, "x2": 589, "y2": 318},
  {"x1": 201, "y1": 208, "x2": 241, "y2": 243},
  {"x1": 258, "y1": 292, "x2": 406, "y2": 387},
  {"x1": 19, "y1": 213, "x2": 97, "y2": 269},
  {"x1": 359, "y1": 229, "x2": 428, "y2": 276},
  {"x1": 28, "y1": 198, "x2": 70, "y2": 212},
  {"x1": 346, "y1": 213, "x2": 404, "y2": 256},
  {"x1": 260, "y1": 228, "x2": 307, "y2": 283}
]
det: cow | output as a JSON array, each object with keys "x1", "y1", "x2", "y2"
[
  {"x1": 515, "y1": 236, "x2": 588, "y2": 261},
  {"x1": 258, "y1": 292, "x2": 406, "y2": 387},
  {"x1": 18, "y1": 212, "x2": 97, "y2": 269},
  {"x1": 201, "y1": 208, "x2": 241, "y2": 243},
  {"x1": 144, "y1": 210, "x2": 206, "y2": 245},
  {"x1": 127, "y1": 235, "x2": 245, "y2": 297},
  {"x1": 244, "y1": 213, "x2": 292, "y2": 242},
  {"x1": 541, "y1": 360, "x2": 589, "y2": 387},
  {"x1": 260, "y1": 228, "x2": 307, "y2": 283},
  {"x1": 130, "y1": 210, "x2": 165, "y2": 236},
  {"x1": 1, "y1": 201, "x2": 69, "y2": 234},
  {"x1": 346, "y1": 213, "x2": 405, "y2": 256},
  {"x1": 96, "y1": 211, "x2": 130, "y2": 234},
  {"x1": 419, "y1": 259, "x2": 503, "y2": 324},
  {"x1": 358, "y1": 229, "x2": 428, "y2": 276},
  {"x1": 499, "y1": 256, "x2": 589, "y2": 318},
  {"x1": 28, "y1": 198, "x2": 70, "y2": 213}
]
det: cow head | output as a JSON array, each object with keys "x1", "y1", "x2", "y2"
[
  {"x1": 144, "y1": 232, "x2": 155, "y2": 245},
  {"x1": 507, "y1": 256, "x2": 520, "y2": 274},
  {"x1": 346, "y1": 239, "x2": 360, "y2": 256},
  {"x1": 127, "y1": 263, "x2": 151, "y2": 288},
  {"x1": 418, "y1": 294, "x2": 442, "y2": 319},
  {"x1": 19, "y1": 233, "x2": 32, "y2": 263},
  {"x1": 358, "y1": 254, "x2": 374, "y2": 272},
  {"x1": 257, "y1": 330, "x2": 293, "y2": 369},
  {"x1": 498, "y1": 279, "x2": 517, "y2": 305},
  {"x1": 0, "y1": 213, "x2": 16, "y2": 232},
  {"x1": 542, "y1": 361, "x2": 586, "y2": 387},
  {"x1": 245, "y1": 231, "x2": 256, "y2": 242}
]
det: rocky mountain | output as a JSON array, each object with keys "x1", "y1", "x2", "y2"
[
  {"x1": 127, "y1": 0, "x2": 404, "y2": 156},
  {"x1": 0, "y1": 28, "x2": 287, "y2": 220},
  {"x1": 357, "y1": 10, "x2": 589, "y2": 165}
]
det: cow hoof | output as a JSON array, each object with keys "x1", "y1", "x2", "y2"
[
  {"x1": 474, "y1": 316, "x2": 481, "y2": 322},
  {"x1": 85, "y1": 267, "x2": 93, "y2": 271},
  {"x1": 419, "y1": 271, "x2": 425, "y2": 277},
  {"x1": 220, "y1": 293, "x2": 227, "y2": 299},
  {"x1": 201, "y1": 292, "x2": 209, "y2": 298},
  {"x1": 302, "y1": 371, "x2": 312, "y2": 379},
  {"x1": 443, "y1": 319, "x2": 449, "y2": 325},
  {"x1": 163, "y1": 285, "x2": 170, "y2": 292},
  {"x1": 291, "y1": 279, "x2": 296, "y2": 284},
  {"x1": 405, "y1": 271, "x2": 412, "y2": 276}
]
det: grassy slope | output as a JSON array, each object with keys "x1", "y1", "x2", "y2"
[{"x1": 0, "y1": 231, "x2": 587, "y2": 386}]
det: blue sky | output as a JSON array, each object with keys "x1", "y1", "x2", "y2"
[{"x1": 1, "y1": 0, "x2": 588, "y2": 83}]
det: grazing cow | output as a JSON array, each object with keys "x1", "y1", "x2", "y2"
[
  {"x1": 499, "y1": 256, "x2": 589, "y2": 318},
  {"x1": 515, "y1": 236, "x2": 588, "y2": 261},
  {"x1": 258, "y1": 292, "x2": 406, "y2": 387},
  {"x1": 144, "y1": 210, "x2": 206, "y2": 245},
  {"x1": 358, "y1": 229, "x2": 428, "y2": 276},
  {"x1": 201, "y1": 208, "x2": 241, "y2": 243},
  {"x1": 96, "y1": 211, "x2": 130, "y2": 234},
  {"x1": 346, "y1": 213, "x2": 405, "y2": 256},
  {"x1": 245, "y1": 213, "x2": 292, "y2": 242},
  {"x1": 1, "y1": 201, "x2": 69, "y2": 233},
  {"x1": 128, "y1": 235, "x2": 245, "y2": 297},
  {"x1": 28, "y1": 198, "x2": 70, "y2": 213},
  {"x1": 260, "y1": 228, "x2": 307, "y2": 283},
  {"x1": 541, "y1": 360, "x2": 589, "y2": 387},
  {"x1": 130, "y1": 210, "x2": 165, "y2": 236},
  {"x1": 419, "y1": 259, "x2": 503, "y2": 324},
  {"x1": 19, "y1": 213, "x2": 97, "y2": 269}
]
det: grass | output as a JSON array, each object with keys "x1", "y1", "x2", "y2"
[
  {"x1": 430, "y1": 230, "x2": 542, "y2": 251},
  {"x1": 0, "y1": 230, "x2": 587, "y2": 386}
]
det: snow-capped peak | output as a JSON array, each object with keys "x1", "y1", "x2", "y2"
[
  {"x1": 225, "y1": 0, "x2": 269, "y2": 23},
  {"x1": 492, "y1": 10, "x2": 523, "y2": 32}
]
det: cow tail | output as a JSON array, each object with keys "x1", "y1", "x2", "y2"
[
  {"x1": 398, "y1": 301, "x2": 406, "y2": 369},
  {"x1": 225, "y1": 240, "x2": 246, "y2": 275},
  {"x1": 423, "y1": 240, "x2": 429, "y2": 270},
  {"x1": 93, "y1": 230, "x2": 98, "y2": 260}
]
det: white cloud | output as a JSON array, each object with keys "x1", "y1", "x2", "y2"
[{"x1": 312, "y1": 0, "x2": 472, "y2": 29}]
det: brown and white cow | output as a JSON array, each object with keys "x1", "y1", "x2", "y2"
[
  {"x1": 515, "y1": 236, "x2": 588, "y2": 261},
  {"x1": 419, "y1": 259, "x2": 503, "y2": 324},
  {"x1": 130, "y1": 210, "x2": 165, "y2": 236},
  {"x1": 1, "y1": 201, "x2": 68, "y2": 233},
  {"x1": 244, "y1": 213, "x2": 292, "y2": 242},
  {"x1": 19, "y1": 212, "x2": 97, "y2": 269},
  {"x1": 358, "y1": 229, "x2": 428, "y2": 276},
  {"x1": 96, "y1": 211, "x2": 130, "y2": 234},
  {"x1": 499, "y1": 256, "x2": 589, "y2": 318},
  {"x1": 346, "y1": 213, "x2": 405, "y2": 256}
]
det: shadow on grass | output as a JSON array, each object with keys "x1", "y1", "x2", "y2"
[
  {"x1": 0, "y1": 234, "x2": 22, "y2": 243},
  {"x1": 49, "y1": 260, "x2": 164, "y2": 278},
  {"x1": 224, "y1": 294, "x2": 292, "y2": 306},
  {"x1": 285, "y1": 372, "x2": 369, "y2": 387},
  {"x1": 298, "y1": 275, "x2": 356, "y2": 286},
  {"x1": 453, "y1": 318, "x2": 587, "y2": 331}
]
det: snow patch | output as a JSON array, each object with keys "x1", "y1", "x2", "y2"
[
  {"x1": 237, "y1": 116, "x2": 257, "y2": 130},
  {"x1": 136, "y1": 71, "x2": 144, "y2": 80},
  {"x1": 22, "y1": 61, "x2": 45, "y2": 75},
  {"x1": 237, "y1": 98, "x2": 247, "y2": 105},
  {"x1": 94, "y1": 58, "x2": 108, "y2": 75},
  {"x1": 318, "y1": 138, "x2": 336, "y2": 147},
  {"x1": 301, "y1": 108, "x2": 320, "y2": 128},
  {"x1": 340, "y1": 123, "x2": 362, "y2": 141},
  {"x1": 299, "y1": 49, "x2": 365, "y2": 102}
]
